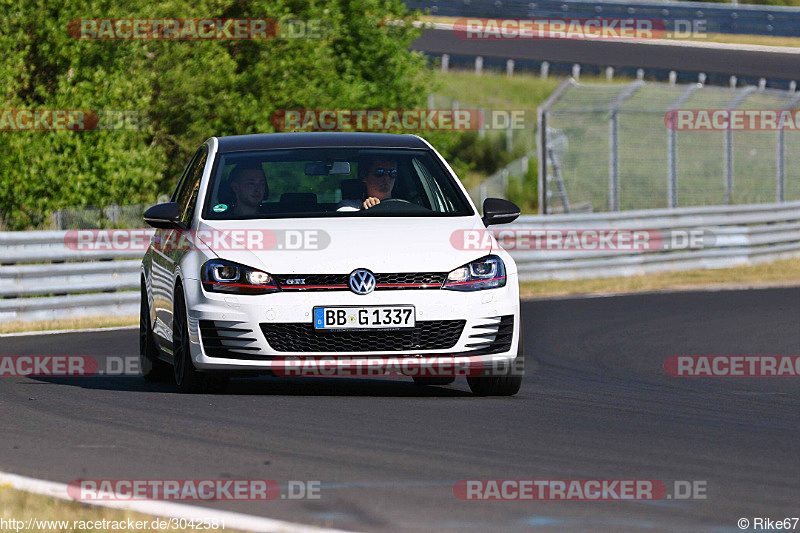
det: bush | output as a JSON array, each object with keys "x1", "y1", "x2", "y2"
[
  {"x1": 506, "y1": 157, "x2": 538, "y2": 213},
  {"x1": 0, "y1": 0, "x2": 430, "y2": 229}
]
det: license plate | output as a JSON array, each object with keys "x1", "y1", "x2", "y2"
[{"x1": 313, "y1": 306, "x2": 415, "y2": 330}]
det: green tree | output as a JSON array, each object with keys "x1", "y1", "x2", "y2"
[{"x1": 0, "y1": 0, "x2": 431, "y2": 228}]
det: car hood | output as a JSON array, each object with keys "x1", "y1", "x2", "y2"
[{"x1": 196, "y1": 217, "x2": 491, "y2": 274}]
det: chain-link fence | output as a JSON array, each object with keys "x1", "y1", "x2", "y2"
[
  {"x1": 429, "y1": 92, "x2": 538, "y2": 211},
  {"x1": 428, "y1": 93, "x2": 536, "y2": 156},
  {"x1": 49, "y1": 203, "x2": 158, "y2": 230},
  {"x1": 539, "y1": 78, "x2": 800, "y2": 214},
  {"x1": 468, "y1": 149, "x2": 535, "y2": 208}
]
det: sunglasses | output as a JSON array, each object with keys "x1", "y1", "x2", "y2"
[{"x1": 372, "y1": 168, "x2": 398, "y2": 178}]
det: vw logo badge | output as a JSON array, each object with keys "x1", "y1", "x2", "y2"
[{"x1": 349, "y1": 269, "x2": 376, "y2": 295}]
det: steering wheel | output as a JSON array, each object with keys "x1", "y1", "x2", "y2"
[
  {"x1": 364, "y1": 197, "x2": 430, "y2": 214},
  {"x1": 379, "y1": 198, "x2": 412, "y2": 204}
]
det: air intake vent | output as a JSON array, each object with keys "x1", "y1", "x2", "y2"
[
  {"x1": 199, "y1": 320, "x2": 264, "y2": 359},
  {"x1": 464, "y1": 316, "x2": 514, "y2": 354}
]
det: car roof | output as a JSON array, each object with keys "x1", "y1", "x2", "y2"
[{"x1": 214, "y1": 132, "x2": 429, "y2": 153}]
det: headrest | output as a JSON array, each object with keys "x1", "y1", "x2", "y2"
[
  {"x1": 340, "y1": 179, "x2": 365, "y2": 200},
  {"x1": 218, "y1": 180, "x2": 236, "y2": 206}
]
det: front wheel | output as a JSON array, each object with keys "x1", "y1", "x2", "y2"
[
  {"x1": 172, "y1": 289, "x2": 205, "y2": 393},
  {"x1": 466, "y1": 372, "x2": 522, "y2": 396},
  {"x1": 139, "y1": 282, "x2": 171, "y2": 382},
  {"x1": 467, "y1": 330, "x2": 525, "y2": 397},
  {"x1": 172, "y1": 288, "x2": 230, "y2": 394}
]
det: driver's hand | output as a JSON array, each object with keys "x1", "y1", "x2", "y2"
[{"x1": 362, "y1": 197, "x2": 380, "y2": 209}]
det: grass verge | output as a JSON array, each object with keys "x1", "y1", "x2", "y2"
[
  {"x1": 0, "y1": 315, "x2": 137, "y2": 335},
  {"x1": 521, "y1": 258, "x2": 800, "y2": 298},
  {"x1": 0, "y1": 486, "x2": 246, "y2": 533},
  {"x1": 432, "y1": 69, "x2": 560, "y2": 112}
]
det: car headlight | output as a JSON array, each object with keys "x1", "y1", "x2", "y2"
[
  {"x1": 443, "y1": 255, "x2": 506, "y2": 291},
  {"x1": 201, "y1": 259, "x2": 279, "y2": 295}
]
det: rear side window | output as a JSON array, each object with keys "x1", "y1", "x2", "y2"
[
  {"x1": 171, "y1": 149, "x2": 201, "y2": 202},
  {"x1": 175, "y1": 147, "x2": 208, "y2": 227}
]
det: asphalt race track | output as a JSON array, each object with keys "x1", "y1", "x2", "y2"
[
  {"x1": 0, "y1": 288, "x2": 798, "y2": 532},
  {"x1": 411, "y1": 27, "x2": 800, "y2": 81}
]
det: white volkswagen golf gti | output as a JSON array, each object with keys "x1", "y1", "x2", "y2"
[{"x1": 140, "y1": 133, "x2": 523, "y2": 395}]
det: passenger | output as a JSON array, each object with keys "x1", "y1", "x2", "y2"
[{"x1": 229, "y1": 163, "x2": 268, "y2": 216}]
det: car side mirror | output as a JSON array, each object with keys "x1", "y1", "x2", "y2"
[
  {"x1": 143, "y1": 202, "x2": 186, "y2": 230},
  {"x1": 482, "y1": 198, "x2": 520, "y2": 226}
]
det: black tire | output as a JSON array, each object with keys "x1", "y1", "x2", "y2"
[
  {"x1": 467, "y1": 373, "x2": 522, "y2": 396},
  {"x1": 467, "y1": 329, "x2": 525, "y2": 397},
  {"x1": 412, "y1": 376, "x2": 456, "y2": 386},
  {"x1": 139, "y1": 282, "x2": 171, "y2": 382},
  {"x1": 172, "y1": 288, "x2": 205, "y2": 393},
  {"x1": 172, "y1": 287, "x2": 230, "y2": 394}
]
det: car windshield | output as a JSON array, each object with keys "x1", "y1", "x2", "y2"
[{"x1": 203, "y1": 148, "x2": 474, "y2": 219}]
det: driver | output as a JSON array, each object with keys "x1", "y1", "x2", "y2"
[
  {"x1": 230, "y1": 163, "x2": 268, "y2": 216},
  {"x1": 337, "y1": 156, "x2": 397, "y2": 211}
]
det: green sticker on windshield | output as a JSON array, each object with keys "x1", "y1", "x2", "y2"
[{"x1": 212, "y1": 204, "x2": 228, "y2": 213}]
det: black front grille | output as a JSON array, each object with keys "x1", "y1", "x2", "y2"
[
  {"x1": 260, "y1": 320, "x2": 465, "y2": 352},
  {"x1": 376, "y1": 273, "x2": 446, "y2": 288},
  {"x1": 273, "y1": 273, "x2": 446, "y2": 291},
  {"x1": 464, "y1": 315, "x2": 515, "y2": 354},
  {"x1": 199, "y1": 320, "x2": 264, "y2": 359},
  {"x1": 273, "y1": 274, "x2": 346, "y2": 289}
]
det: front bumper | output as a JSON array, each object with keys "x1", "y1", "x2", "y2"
[{"x1": 182, "y1": 275, "x2": 521, "y2": 373}]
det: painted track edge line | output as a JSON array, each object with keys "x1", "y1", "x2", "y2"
[
  {"x1": 0, "y1": 471, "x2": 357, "y2": 533},
  {"x1": 0, "y1": 325, "x2": 139, "y2": 338},
  {"x1": 521, "y1": 281, "x2": 800, "y2": 301}
]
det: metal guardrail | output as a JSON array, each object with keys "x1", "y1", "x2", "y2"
[
  {"x1": 508, "y1": 201, "x2": 800, "y2": 280},
  {"x1": 0, "y1": 201, "x2": 798, "y2": 322},
  {"x1": 0, "y1": 231, "x2": 145, "y2": 323},
  {"x1": 406, "y1": 0, "x2": 800, "y2": 36}
]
